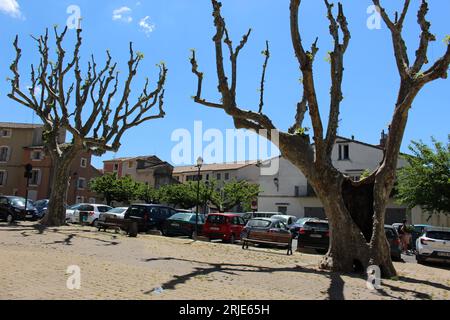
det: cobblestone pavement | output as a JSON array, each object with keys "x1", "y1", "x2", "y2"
[{"x1": 0, "y1": 222, "x2": 449, "y2": 300}]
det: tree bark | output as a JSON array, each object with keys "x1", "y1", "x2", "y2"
[
  {"x1": 305, "y1": 167, "x2": 396, "y2": 278},
  {"x1": 41, "y1": 147, "x2": 78, "y2": 227}
]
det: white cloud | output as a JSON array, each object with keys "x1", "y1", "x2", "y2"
[
  {"x1": 112, "y1": 6, "x2": 132, "y2": 23},
  {"x1": 0, "y1": 0, "x2": 22, "y2": 18},
  {"x1": 139, "y1": 16, "x2": 155, "y2": 36}
]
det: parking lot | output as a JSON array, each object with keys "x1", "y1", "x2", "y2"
[{"x1": 1, "y1": 221, "x2": 450, "y2": 300}]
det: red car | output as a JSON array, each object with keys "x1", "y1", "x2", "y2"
[{"x1": 203, "y1": 213, "x2": 247, "y2": 243}]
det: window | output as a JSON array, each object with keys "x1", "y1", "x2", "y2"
[
  {"x1": 113, "y1": 163, "x2": 119, "y2": 171},
  {"x1": 277, "y1": 206, "x2": 288, "y2": 214},
  {"x1": 128, "y1": 161, "x2": 134, "y2": 168},
  {"x1": 29, "y1": 170, "x2": 41, "y2": 186},
  {"x1": 76, "y1": 196, "x2": 84, "y2": 204},
  {"x1": 0, "y1": 146, "x2": 10, "y2": 162},
  {"x1": 31, "y1": 150, "x2": 44, "y2": 161},
  {"x1": 338, "y1": 144, "x2": 350, "y2": 160},
  {"x1": 77, "y1": 177, "x2": 86, "y2": 190},
  {"x1": 224, "y1": 173, "x2": 230, "y2": 180},
  {"x1": 295, "y1": 186, "x2": 300, "y2": 197},
  {"x1": 89, "y1": 198, "x2": 96, "y2": 204},
  {"x1": 0, "y1": 129, "x2": 11, "y2": 138},
  {"x1": 216, "y1": 173, "x2": 222, "y2": 180},
  {"x1": 0, "y1": 171, "x2": 7, "y2": 186},
  {"x1": 80, "y1": 158, "x2": 87, "y2": 168},
  {"x1": 206, "y1": 174, "x2": 210, "y2": 181}
]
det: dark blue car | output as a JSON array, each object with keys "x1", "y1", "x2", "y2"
[{"x1": 34, "y1": 199, "x2": 49, "y2": 219}]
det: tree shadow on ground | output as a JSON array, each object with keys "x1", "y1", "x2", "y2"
[
  {"x1": 0, "y1": 222, "x2": 120, "y2": 246},
  {"x1": 142, "y1": 256, "x2": 449, "y2": 300},
  {"x1": 142, "y1": 256, "x2": 350, "y2": 300}
]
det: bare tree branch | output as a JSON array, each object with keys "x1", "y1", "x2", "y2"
[
  {"x1": 258, "y1": 41, "x2": 270, "y2": 114},
  {"x1": 290, "y1": 0, "x2": 324, "y2": 155},
  {"x1": 324, "y1": 0, "x2": 351, "y2": 157},
  {"x1": 8, "y1": 28, "x2": 168, "y2": 155}
]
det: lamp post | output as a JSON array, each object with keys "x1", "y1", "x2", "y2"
[{"x1": 195, "y1": 156, "x2": 203, "y2": 239}]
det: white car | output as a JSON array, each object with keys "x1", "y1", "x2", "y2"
[
  {"x1": 65, "y1": 204, "x2": 83, "y2": 221},
  {"x1": 100, "y1": 207, "x2": 129, "y2": 220},
  {"x1": 416, "y1": 227, "x2": 450, "y2": 264},
  {"x1": 67, "y1": 203, "x2": 113, "y2": 227}
]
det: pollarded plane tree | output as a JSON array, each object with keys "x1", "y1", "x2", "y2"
[
  {"x1": 190, "y1": 0, "x2": 450, "y2": 277},
  {"x1": 9, "y1": 27, "x2": 167, "y2": 226}
]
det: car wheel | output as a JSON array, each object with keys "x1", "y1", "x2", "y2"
[
  {"x1": 229, "y1": 234, "x2": 236, "y2": 244},
  {"x1": 416, "y1": 254, "x2": 426, "y2": 265},
  {"x1": 6, "y1": 214, "x2": 14, "y2": 224}
]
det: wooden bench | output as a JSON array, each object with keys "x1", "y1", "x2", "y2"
[
  {"x1": 97, "y1": 216, "x2": 138, "y2": 238},
  {"x1": 242, "y1": 236, "x2": 293, "y2": 256}
]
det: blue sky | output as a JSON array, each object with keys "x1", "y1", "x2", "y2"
[{"x1": 0, "y1": 0, "x2": 449, "y2": 169}]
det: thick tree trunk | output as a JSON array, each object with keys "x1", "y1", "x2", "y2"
[
  {"x1": 41, "y1": 150, "x2": 77, "y2": 227},
  {"x1": 309, "y1": 170, "x2": 397, "y2": 278}
]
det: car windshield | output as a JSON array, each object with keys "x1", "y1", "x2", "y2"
[
  {"x1": 296, "y1": 218, "x2": 315, "y2": 225},
  {"x1": 11, "y1": 198, "x2": 34, "y2": 208},
  {"x1": 97, "y1": 206, "x2": 112, "y2": 213},
  {"x1": 207, "y1": 215, "x2": 227, "y2": 224},
  {"x1": 247, "y1": 219, "x2": 271, "y2": 228},
  {"x1": 272, "y1": 215, "x2": 288, "y2": 223},
  {"x1": 304, "y1": 222, "x2": 329, "y2": 230},
  {"x1": 107, "y1": 208, "x2": 127, "y2": 214},
  {"x1": 170, "y1": 213, "x2": 193, "y2": 222},
  {"x1": 68, "y1": 204, "x2": 81, "y2": 210},
  {"x1": 385, "y1": 228, "x2": 397, "y2": 239},
  {"x1": 34, "y1": 200, "x2": 48, "y2": 208},
  {"x1": 426, "y1": 231, "x2": 450, "y2": 241},
  {"x1": 190, "y1": 215, "x2": 205, "y2": 223}
]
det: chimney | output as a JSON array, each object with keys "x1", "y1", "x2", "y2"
[{"x1": 380, "y1": 130, "x2": 388, "y2": 148}]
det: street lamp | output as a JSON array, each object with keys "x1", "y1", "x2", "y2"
[{"x1": 195, "y1": 156, "x2": 203, "y2": 239}]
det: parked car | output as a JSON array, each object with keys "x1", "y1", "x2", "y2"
[
  {"x1": 68, "y1": 204, "x2": 113, "y2": 227},
  {"x1": 416, "y1": 227, "x2": 450, "y2": 264},
  {"x1": 203, "y1": 213, "x2": 247, "y2": 243},
  {"x1": 0, "y1": 196, "x2": 39, "y2": 223},
  {"x1": 100, "y1": 207, "x2": 129, "y2": 220},
  {"x1": 251, "y1": 212, "x2": 282, "y2": 219},
  {"x1": 65, "y1": 203, "x2": 83, "y2": 221},
  {"x1": 241, "y1": 218, "x2": 292, "y2": 247},
  {"x1": 235, "y1": 212, "x2": 253, "y2": 223},
  {"x1": 384, "y1": 225, "x2": 402, "y2": 261},
  {"x1": 289, "y1": 217, "x2": 320, "y2": 238},
  {"x1": 411, "y1": 224, "x2": 432, "y2": 251},
  {"x1": 271, "y1": 215, "x2": 298, "y2": 228},
  {"x1": 34, "y1": 199, "x2": 49, "y2": 219},
  {"x1": 162, "y1": 212, "x2": 206, "y2": 238},
  {"x1": 297, "y1": 220, "x2": 330, "y2": 254},
  {"x1": 124, "y1": 204, "x2": 178, "y2": 232}
]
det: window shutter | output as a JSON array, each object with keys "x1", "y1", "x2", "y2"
[{"x1": 37, "y1": 171, "x2": 42, "y2": 185}]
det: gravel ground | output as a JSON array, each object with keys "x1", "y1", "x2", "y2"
[{"x1": 0, "y1": 222, "x2": 449, "y2": 300}]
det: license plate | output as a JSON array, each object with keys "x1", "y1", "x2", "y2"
[
  {"x1": 171, "y1": 223, "x2": 180, "y2": 227},
  {"x1": 310, "y1": 234, "x2": 322, "y2": 238},
  {"x1": 210, "y1": 227, "x2": 220, "y2": 231},
  {"x1": 26, "y1": 215, "x2": 33, "y2": 218},
  {"x1": 437, "y1": 252, "x2": 450, "y2": 257}
]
